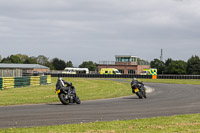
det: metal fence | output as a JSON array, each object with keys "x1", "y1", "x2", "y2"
[{"x1": 45, "y1": 73, "x2": 200, "y2": 79}]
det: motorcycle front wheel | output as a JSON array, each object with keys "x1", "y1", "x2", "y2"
[{"x1": 58, "y1": 93, "x2": 70, "y2": 105}]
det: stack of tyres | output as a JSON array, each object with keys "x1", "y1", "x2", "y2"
[
  {"x1": 3, "y1": 77, "x2": 14, "y2": 89},
  {"x1": 47, "y1": 75, "x2": 51, "y2": 84},
  {"x1": 40, "y1": 75, "x2": 47, "y2": 85},
  {"x1": 30, "y1": 76, "x2": 40, "y2": 86},
  {"x1": 0, "y1": 78, "x2": 3, "y2": 90},
  {"x1": 14, "y1": 77, "x2": 25, "y2": 88},
  {"x1": 24, "y1": 76, "x2": 30, "y2": 86}
]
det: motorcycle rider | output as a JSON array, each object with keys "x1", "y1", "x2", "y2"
[
  {"x1": 131, "y1": 78, "x2": 143, "y2": 92},
  {"x1": 56, "y1": 77, "x2": 71, "y2": 91},
  {"x1": 56, "y1": 77, "x2": 77, "y2": 101}
]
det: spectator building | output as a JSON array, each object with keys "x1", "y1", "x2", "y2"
[
  {"x1": 0, "y1": 63, "x2": 50, "y2": 77},
  {"x1": 98, "y1": 55, "x2": 150, "y2": 74}
]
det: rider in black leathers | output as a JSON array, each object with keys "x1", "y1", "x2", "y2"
[
  {"x1": 131, "y1": 78, "x2": 143, "y2": 92},
  {"x1": 56, "y1": 77, "x2": 76, "y2": 95}
]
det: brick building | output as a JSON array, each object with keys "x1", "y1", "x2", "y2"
[
  {"x1": 98, "y1": 55, "x2": 150, "y2": 74},
  {"x1": 0, "y1": 63, "x2": 50, "y2": 77}
]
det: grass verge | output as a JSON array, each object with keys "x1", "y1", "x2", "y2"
[{"x1": 0, "y1": 113, "x2": 199, "y2": 133}]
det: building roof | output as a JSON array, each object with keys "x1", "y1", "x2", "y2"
[
  {"x1": 115, "y1": 55, "x2": 137, "y2": 58},
  {"x1": 0, "y1": 63, "x2": 49, "y2": 69}
]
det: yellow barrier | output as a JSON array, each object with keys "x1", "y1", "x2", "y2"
[
  {"x1": 2, "y1": 77, "x2": 15, "y2": 89},
  {"x1": 30, "y1": 76, "x2": 40, "y2": 86},
  {"x1": 47, "y1": 75, "x2": 51, "y2": 84}
]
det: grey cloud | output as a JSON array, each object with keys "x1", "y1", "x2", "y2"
[{"x1": 0, "y1": 0, "x2": 200, "y2": 65}]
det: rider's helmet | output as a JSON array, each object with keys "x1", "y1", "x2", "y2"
[{"x1": 58, "y1": 77, "x2": 62, "y2": 81}]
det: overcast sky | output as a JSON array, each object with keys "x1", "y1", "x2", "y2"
[{"x1": 0, "y1": 0, "x2": 200, "y2": 66}]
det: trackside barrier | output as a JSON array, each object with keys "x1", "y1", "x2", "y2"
[
  {"x1": 157, "y1": 75, "x2": 200, "y2": 79},
  {"x1": 45, "y1": 73, "x2": 200, "y2": 79},
  {"x1": 3, "y1": 77, "x2": 15, "y2": 89},
  {"x1": 40, "y1": 75, "x2": 47, "y2": 85},
  {"x1": 47, "y1": 75, "x2": 51, "y2": 84},
  {"x1": 30, "y1": 76, "x2": 40, "y2": 86},
  {"x1": 46, "y1": 73, "x2": 152, "y2": 79},
  {"x1": 0, "y1": 75, "x2": 51, "y2": 90},
  {"x1": 0, "y1": 78, "x2": 3, "y2": 90}
]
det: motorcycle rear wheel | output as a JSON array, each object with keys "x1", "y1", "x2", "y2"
[
  {"x1": 75, "y1": 96, "x2": 81, "y2": 104},
  {"x1": 58, "y1": 93, "x2": 70, "y2": 105},
  {"x1": 142, "y1": 91, "x2": 147, "y2": 98},
  {"x1": 136, "y1": 92, "x2": 143, "y2": 99}
]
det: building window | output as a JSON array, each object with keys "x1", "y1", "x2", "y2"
[
  {"x1": 119, "y1": 69, "x2": 124, "y2": 74},
  {"x1": 128, "y1": 70, "x2": 135, "y2": 74}
]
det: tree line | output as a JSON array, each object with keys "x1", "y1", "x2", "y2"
[
  {"x1": 150, "y1": 55, "x2": 200, "y2": 75},
  {"x1": 0, "y1": 54, "x2": 97, "y2": 71},
  {"x1": 0, "y1": 54, "x2": 200, "y2": 75}
]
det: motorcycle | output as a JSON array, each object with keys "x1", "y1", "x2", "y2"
[
  {"x1": 131, "y1": 81, "x2": 147, "y2": 99},
  {"x1": 56, "y1": 82, "x2": 81, "y2": 105}
]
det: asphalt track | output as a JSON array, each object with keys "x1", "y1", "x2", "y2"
[{"x1": 0, "y1": 81, "x2": 200, "y2": 128}]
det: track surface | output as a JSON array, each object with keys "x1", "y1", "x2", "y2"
[{"x1": 0, "y1": 82, "x2": 200, "y2": 128}]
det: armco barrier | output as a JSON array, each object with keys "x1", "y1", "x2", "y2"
[
  {"x1": 45, "y1": 73, "x2": 200, "y2": 79},
  {"x1": 0, "y1": 75, "x2": 51, "y2": 90}
]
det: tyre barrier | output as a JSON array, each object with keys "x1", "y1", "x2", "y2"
[
  {"x1": 0, "y1": 75, "x2": 51, "y2": 90},
  {"x1": 45, "y1": 73, "x2": 152, "y2": 79},
  {"x1": 44, "y1": 73, "x2": 200, "y2": 79}
]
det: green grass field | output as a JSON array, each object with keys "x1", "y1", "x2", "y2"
[{"x1": 0, "y1": 113, "x2": 199, "y2": 133}]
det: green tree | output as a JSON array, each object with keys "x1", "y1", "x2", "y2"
[
  {"x1": 187, "y1": 55, "x2": 200, "y2": 75},
  {"x1": 24, "y1": 56, "x2": 37, "y2": 64},
  {"x1": 15, "y1": 54, "x2": 29, "y2": 63},
  {"x1": 36, "y1": 55, "x2": 49, "y2": 65},
  {"x1": 66, "y1": 60, "x2": 73, "y2": 67},
  {"x1": 150, "y1": 59, "x2": 165, "y2": 74},
  {"x1": 10, "y1": 55, "x2": 22, "y2": 63},
  {"x1": 1, "y1": 55, "x2": 22, "y2": 63},
  {"x1": 1, "y1": 56, "x2": 12, "y2": 63},
  {"x1": 79, "y1": 61, "x2": 97, "y2": 71},
  {"x1": 164, "y1": 58, "x2": 173, "y2": 74},
  {"x1": 51, "y1": 58, "x2": 66, "y2": 70},
  {"x1": 45, "y1": 62, "x2": 55, "y2": 70},
  {"x1": 167, "y1": 60, "x2": 187, "y2": 74}
]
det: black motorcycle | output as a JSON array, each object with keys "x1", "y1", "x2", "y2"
[
  {"x1": 56, "y1": 82, "x2": 81, "y2": 105},
  {"x1": 131, "y1": 80, "x2": 147, "y2": 99}
]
